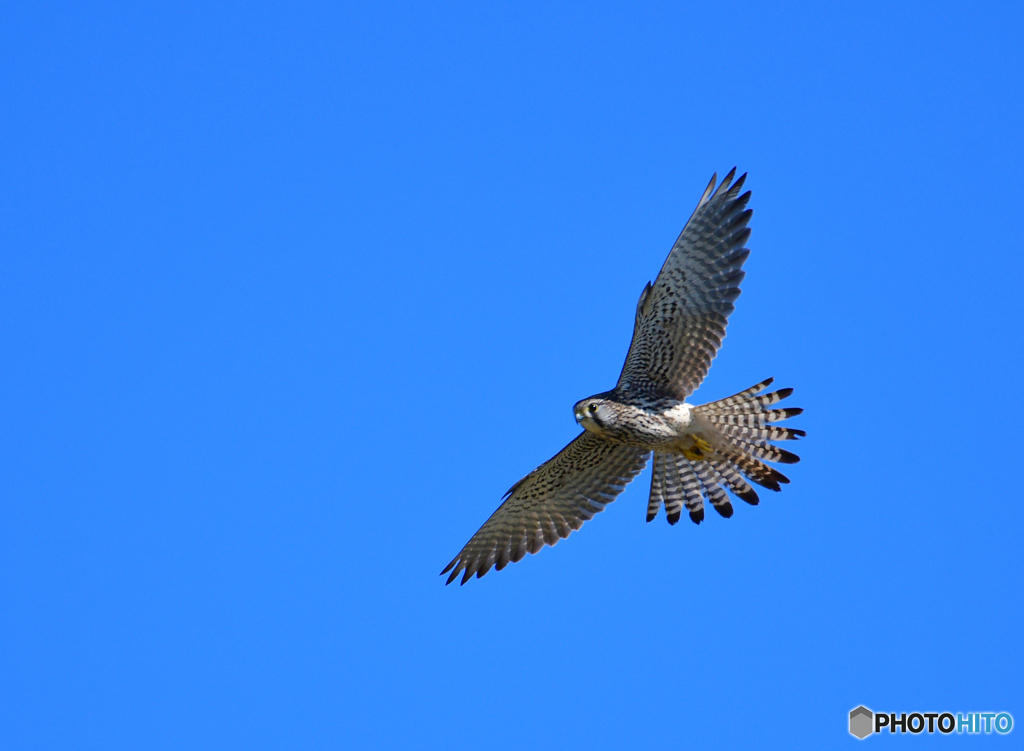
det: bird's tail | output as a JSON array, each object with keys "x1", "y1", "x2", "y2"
[{"x1": 646, "y1": 378, "x2": 804, "y2": 525}]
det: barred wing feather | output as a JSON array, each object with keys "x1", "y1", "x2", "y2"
[
  {"x1": 618, "y1": 169, "x2": 752, "y2": 400},
  {"x1": 441, "y1": 433, "x2": 649, "y2": 585}
]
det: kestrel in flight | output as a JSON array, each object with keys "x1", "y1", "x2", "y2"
[{"x1": 443, "y1": 169, "x2": 804, "y2": 585}]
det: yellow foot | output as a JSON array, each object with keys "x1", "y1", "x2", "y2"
[{"x1": 682, "y1": 436, "x2": 714, "y2": 462}]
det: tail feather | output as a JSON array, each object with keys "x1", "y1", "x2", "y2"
[
  {"x1": 699, "y1": 379, "x2": 802, "y2": 493},
  {"x1": 675, "y1": 460, "x2": 705, "y2": 524},
  {"x1": 647, "y1": 452, "x2": 706, "y2": 525},
  {"x1": 709, "y1": 459, "x2": 759, "y2": 505},
  {"x1": 648, "y1": 453, "x2": 682, "y2": 523},
  {"x1": 701, "y1": 389, "x2": 793, "y2": 415},
  {"x1": 722, "y1": 448, "x2": 790, "y2": 491},
  {"x1": 716, "y1": 423, "x2": 805, "y2": 443},
  {"x1": 645, "y1": 379, "x2": 804, "y2": 526},
  {"x1": 706, "y1": 377, "x2": 775, "y2": 408},
  {"x1": 693, "y1": 461, "x2": 733, "y2": 518},
  {"x1": 704, "y1": 407, "x2": 803, "y2": 427},
  {"x1": 728, "y1": 435, "x2": 801, "y2": 464}
]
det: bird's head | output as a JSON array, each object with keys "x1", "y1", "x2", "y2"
[{"x1": 573, "y1": 396, "x2": 616, "y2": 435}]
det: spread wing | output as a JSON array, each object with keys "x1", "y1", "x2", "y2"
[
  {"x1": 441, "y1": 432, "x2": 649, "y2": 585},
  {"x1": 617, "y1": 169, "x2": 752, "y2": 400}
]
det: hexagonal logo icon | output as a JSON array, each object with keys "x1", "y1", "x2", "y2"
[{"x1": 849, "y1": 706, "x2": 873, "y2": 739}]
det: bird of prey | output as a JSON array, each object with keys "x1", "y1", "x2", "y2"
[{"x1": 442, "y1": 169, "x2": 803, "y2": 585}]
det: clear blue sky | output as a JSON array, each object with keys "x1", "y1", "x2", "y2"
[{"x1": 2, "y1": 2, "x2": 1021, "y2": 748}]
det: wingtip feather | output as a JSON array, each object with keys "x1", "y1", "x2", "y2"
[
  {"x1": 716, "y1": 167, "x2": 737, "y2": 195},
  {"x1": 730, "y1": 171, "x2": 747, "y2": 194},
  {"x1": 698, "y1": 173, "x2": 718, "y2": 207}
]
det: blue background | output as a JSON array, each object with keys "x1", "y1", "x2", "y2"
[{"x1": 2, "y1": 1, "x2": 1021, "y2": 748}]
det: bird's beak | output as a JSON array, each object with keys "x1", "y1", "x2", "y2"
[{"x1": 573, "y1": 410, "x2": 582, "y2": 424}]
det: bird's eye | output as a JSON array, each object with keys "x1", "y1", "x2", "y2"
[{"x1": 588, "y1": 403, "x2": 598, "y2": 413}]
